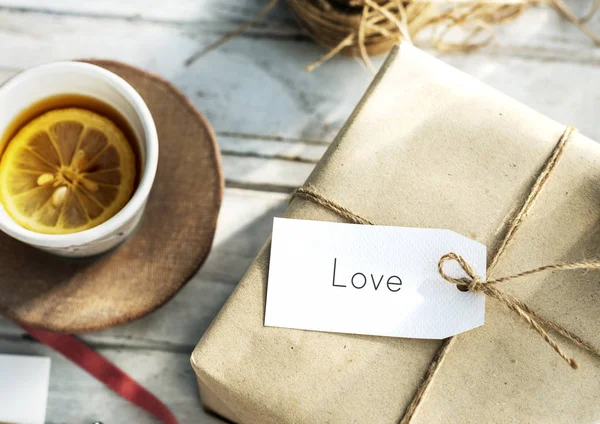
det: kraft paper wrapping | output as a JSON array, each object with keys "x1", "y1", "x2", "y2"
[{"x1": 191, "y1": 43, "x2": 600, "y2": 423}]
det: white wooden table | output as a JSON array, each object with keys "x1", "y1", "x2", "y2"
[{"x1": 0, "y1": 1, "x2": 598, "y2": 422}]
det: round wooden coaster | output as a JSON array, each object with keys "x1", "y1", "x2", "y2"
[{"x1": 0, "y1": 60, "x2": 223, "y2": 333}]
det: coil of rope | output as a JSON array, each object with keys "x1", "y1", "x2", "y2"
[{"x1": 185, "y1": 0, "x2": 600, "y2": 71}]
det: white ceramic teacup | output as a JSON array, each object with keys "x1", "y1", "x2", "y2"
[{"x1": 0, "y1": 62, "x2": 158, "y2": 257}]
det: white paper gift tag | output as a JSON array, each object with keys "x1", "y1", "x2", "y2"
[
  {"x1": 265, "y1": 218, "x2": 486, "y2": 339},
  {"x1": 0, "y1": 354, "x2": 50, "y2": 424}
]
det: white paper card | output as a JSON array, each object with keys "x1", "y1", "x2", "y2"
[
  {"x1": 265, "y1": 218, "x2": 486, "y2": 339},
  {"x1": 0, "y1": 354, "x2": 51, "y2": 424}
]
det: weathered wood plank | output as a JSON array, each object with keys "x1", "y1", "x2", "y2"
[
  {"x1": 0, "y1": 188, "x2": 289, "y2": 349},
  {"x1": 0, "y1": 9, "x2": 598, "y2": 143},
  {"x1": 223, "y1": 154, "x2": 313, "y2": 191},
  {"x1": 0, "y1": 339, "x2": 223, "y2": 423},
  {"x1": 220, "y1": 135, "x2": 325, "y2": 163},
  {"x1": 0, "y1": 70, "x2": 321, "y2": 190},
  {"x1": 1, "y1": 0, "x2": 599, "y2": 50},
  {"x1": 0, "y1": 8, "x2": 374, "y2": 140},
  {"x1": 0, "y1": 0, "x2": 295, "y2": 25}
]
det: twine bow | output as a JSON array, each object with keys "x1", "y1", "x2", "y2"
[
  {"x1": 293, "y1": 125, "x2": 600, "y2": 371},
  {"x1": 438, "y1": 252, "x2": 600, "y2": 369}
]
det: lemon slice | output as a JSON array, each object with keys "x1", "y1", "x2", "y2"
[{"x1": 0, "y1": 108, "x2": 136, "y2": 234}]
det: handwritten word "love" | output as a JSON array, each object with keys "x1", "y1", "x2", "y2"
[{"x1": 331, "y1": 258, "x2": 402, "y2": 292}]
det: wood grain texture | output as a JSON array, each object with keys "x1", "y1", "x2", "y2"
[
  {"x1": 0, "y1": 187, "x2": 287, "y2": 422},
  {"x1": 0, "y1": 7, "x2": 598, "y2": 142},
  {"x1": 0, "y1": 339, "x2": 223, "y2": 423},
  {"x1": 0, "y1": 1, "x2": 598, "y2": 422},
  {"x1": 0, "y1": 64, "x2": 320, "y2": 191},
  {"x1": 0, "y1": 0, "x2": 296, "y2": 25},
  {"x1": 0, "y1": 188, "x2": 288, "y2": 347}
]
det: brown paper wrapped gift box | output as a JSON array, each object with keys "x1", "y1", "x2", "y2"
[{"x1": 191, "y1": 43, "x2": 600, "y2": 423}]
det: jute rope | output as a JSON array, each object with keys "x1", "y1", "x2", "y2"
[
  {"x1": 292, "y1": 126, "x2": 600, "y2": 419},
  {"x1": 291, "y1": 0, "x2": 531, "y2": 71},
  {"x1": 438, "y1": 252, "x2": 600, "y2": 369},
  {"x1": 186, "y1": 0, "x2": 600, "y2": 71},
  {"x1": 487, "y1": 125, "x2": 575, "y2": 272}
]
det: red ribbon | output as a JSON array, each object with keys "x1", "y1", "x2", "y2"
[{"x1": 21, "y1": 325, "x2": 178, "y2": 424}]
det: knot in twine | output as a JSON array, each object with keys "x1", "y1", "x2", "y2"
[
  {"x1": 438, "y1": 252, "x2": 600, "y2": 370},
  {"x1": 438, "y1": 252, "x2": 485, "y2": 293},
  {"x1": 293, "y1": 127, "x2": 600, "y2": 371},
  {"x1": 292, "y1": 124, "x2": 599, "y2": 421}
]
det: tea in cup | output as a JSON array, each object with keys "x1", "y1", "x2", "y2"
[{"x1": 0, "y1": 62, "x2": 158, "y2": 257}]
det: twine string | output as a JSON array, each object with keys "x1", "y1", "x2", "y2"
[
  {"x1": 185, "y1": 0, "x2": 600, "y2": 71},
  {"x1": 294, "y1": 185, "x2": 600, "y2": 370},
  {"x1": 487, "y1": 125, "x2": 575, "y2": 272},
  {"x1": 302, "y1": 0, "x2": 600, "y2": 70},
  {"x1": 397, "y1": 125, "x2": 591, "y2": 423},
  {"x1": 438, "y1": 252, "x2": 600, "y2": 369},
  {"x1": 552, "y1": 0, "x2": 600, "y2": 45},
  {"x1": 292, "y1": 125, "x2": 600, "y2": 421}
]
